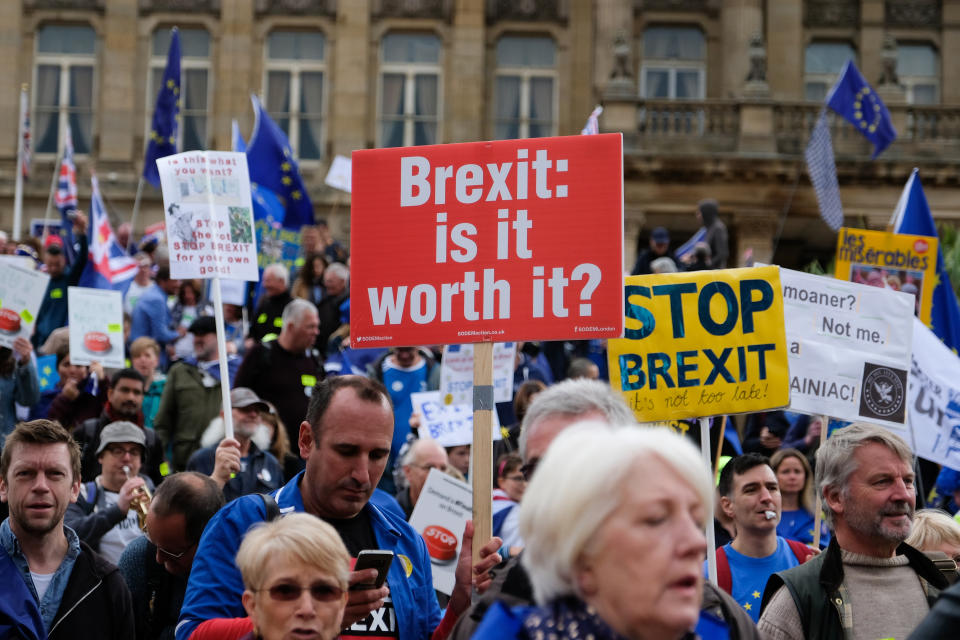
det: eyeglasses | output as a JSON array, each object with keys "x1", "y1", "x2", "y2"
[
  {"x1": 106, "y1": 445, "x2": 142, "y2": 458},
  {"x1": 504, "y1": 474, "x2": 526, "y2": 483},
  {"x1": 520, "y1": 459, "x2": 539, "y2": 482},
  {"x1": 145, "y1": 530, "x2": 196, "y2": 560},
  {"x1": 258, "y1": 582, "x2": 344, "y2": 603}
]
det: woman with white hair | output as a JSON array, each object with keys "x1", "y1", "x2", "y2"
[
  {"x1": 191, "y1": 513, "x2": 350, "y2": 640},
  {"x1": 473, "y1": 422, "x2": 714, "y2": 639}
]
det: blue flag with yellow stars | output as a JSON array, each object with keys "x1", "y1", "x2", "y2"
[
  {"x1": 143, "y1": 28, "x2": 181, "y2": 188},
  {"x1": 826, "y1": 59, "x2": 896, "y2": 159},
  {"x1": 36, "y1": 354, "x2": 59, "y2": 393},
  {"x1": 245, "y1": 94, "x2": 314, "y2": 230}
]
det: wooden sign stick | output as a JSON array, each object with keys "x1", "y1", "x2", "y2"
[
  {"x1": 812, "y1": 414, "x2": 829, "y2": 549},
  {"x1": 472, "y1": 341, "x2": 494, "y2": 565}
]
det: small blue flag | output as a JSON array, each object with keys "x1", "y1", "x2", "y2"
[
  {"x1": 826, "y1": 60, "x2": 897, "y2": 159},
  {"x1": 891, "y1": 169, "x2": 960, "y2": 351},
  {"x1": 36, "y1": 354, "x2": 59, "y2": 393},
  {"x1": 143, "y1": 28, "x2": 181, "y2": 188}
]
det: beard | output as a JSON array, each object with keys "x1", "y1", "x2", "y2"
[
  {"x1": 845, "y1": 499, "x2": 913, "y2": 543},
  {"x1": 11, "y1": 502, "x2": 66, "y2": 537}
]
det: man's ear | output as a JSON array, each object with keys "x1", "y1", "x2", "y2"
[
  {"x1": 298, "y1": 421, "x2": 314, "y2": 459},
  {"x1": 824, "y1": 485, "x2": 843, "y2": 519},
  {"x1": 719, "y1": 495, "x2": 735, "y2": 520}
]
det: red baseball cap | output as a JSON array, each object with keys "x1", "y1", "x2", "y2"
[{"x1": 44, "y1": 235, "x2": 64, "y2": 254}]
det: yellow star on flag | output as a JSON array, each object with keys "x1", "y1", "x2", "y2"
[
  {"x1": 753, "y1": 591, "x2": 761, "y2": 599},
  {"x1": 166, "y1": 79, "x2": 175, "y2": 89},
  {"x1": 281, "y1": 176, "x2": 292, "y2": 186},
  {"x1": 744, "y1": 603, "x2": 752, "y2": 611},
  {"x1": 291, "y1": 190, "x2": 302, "y2": 200},
  {"x1": 281, "y1": 162, "x2": 292, "y2": 173},
  {"x1": 42, "y1": 366, "x2": 52, "y2": 375}
]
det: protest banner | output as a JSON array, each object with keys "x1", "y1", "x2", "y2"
[
  {"x1": 607, "y1": 266, "x2": 791, "y2": 422},
  {"x1": 156, "y1": 151, "x2": 259, "y2": 281},
  {"x1": 778, "y1": 268, "x2": 914, "y2": 429},
  {"x1": 156, "y1": 150, "x2": 259, "y2": 441},
  {"x1": 353, "y1": 134, "x2": 624, "y2": 560},
  {"x1": 439, "y1": 342, "x2": 516, "y2": 405},
  {"x1": 0, "y1": 262, "x2": 49, "y2": 348},
  {"x1": 907, "y1": 317, "x2": 960, "y2": 467},
  {"x1": 411, "y1": 391, "x2": 501, "y2": 447},
  {"x1": 351, "y1": 134, "x2": 624, "y2": 347},
  {"x1": 835, "y1": 227, "x2": 937, "y2": 326},
  {"x1": 408, "y1": 468, "x2": 471, "y2": 595},
  {"x1": 68, "y1": 286, "x2": 124, "y2": 369}
]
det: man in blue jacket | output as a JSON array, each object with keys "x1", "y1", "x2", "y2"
[
  {"x1": 129, "y1": 266, "x2": 182, "y2": 370},
  {"x1": 177, "y1": 375, "x2": 502, "y2": 640}
]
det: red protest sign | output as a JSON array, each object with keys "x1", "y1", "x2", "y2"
[{"x1": 350, "y1": 134, "x2": 624, "y2": 347}]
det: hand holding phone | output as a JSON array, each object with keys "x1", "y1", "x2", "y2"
[{"x1": 350, "y1": 549, "x2": 394, "y2": 591}]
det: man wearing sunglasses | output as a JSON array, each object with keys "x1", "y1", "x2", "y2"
[
  {"x1": 117, "y1": 472, "x2": 224, "y2": 640},
  {"x1": 178, "y1": 375, "x2": 503, "y2": 640}
]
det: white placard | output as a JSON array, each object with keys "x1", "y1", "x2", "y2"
[
  {"x1": 218, "y1": 279, "x2": 247, "y2": 306},
  {"x1": 779, "y1": 267, "x2": 914, "y2": 428},
  {"x1": 156, "y1": 151, "x2": 259, "y2": 281},
  {"x1": 0, "y1": 262, "x2": 49, "y2": 348},
  {"x1": 439, "y1": 343, "x2": 517, "y2": 406},
  {"x1": 408, "y1": 468, "x2": 471, "y2": 595},
  {"x1": 411, "y1": 391, "x2": 501, "y2": 448},
  {"x1": 907, "y1": 318, "x2": 960, "y2": 466},
  {"x1": 324, "y1": 155, "x2": 352, "y2": 193},
  {"x1": 68, "y1": 287, "x2": 125, "y2": 368}
]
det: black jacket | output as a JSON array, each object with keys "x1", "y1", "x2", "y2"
[{"x1": 48, "y1": 541, "x2": 135, "y2": 640}]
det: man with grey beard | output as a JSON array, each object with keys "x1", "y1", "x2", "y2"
[{"x1": 759, "y1": 422, "x2": 948, "y2": 640}]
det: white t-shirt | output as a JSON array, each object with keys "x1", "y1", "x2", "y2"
[
  {"x1": 97, "y1": 489, "x2": 144, "y2": 565},
  {"x1": 31, "y1": 571, "x2": 55, "y2": 601},
  {"x1": 124, "y1": 279, "x2": 153, "y2": 316}
]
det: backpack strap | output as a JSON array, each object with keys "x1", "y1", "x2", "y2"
[
  {"x1": 715, "y1": 546, "x2": 732, "y2": 595},
  {"x1": 260, "y1": 493, "x2": 281, "y2": 521},
  {"x1": 786, "y1": 538, "x2": 817, "y2": 564}
]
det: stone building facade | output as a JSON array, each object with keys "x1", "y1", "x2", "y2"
[{"x1": 0, "y1": 0, "x2": 957, "y2": 270}]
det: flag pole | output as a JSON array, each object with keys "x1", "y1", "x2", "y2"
[
  {"x1": 13, "y1": 84, "x2": 28, "y2": 241},
  {"x1": 700, "y1": 416, "x2": 718, "y2": 587},
  {"x1": 127, "y1": 176, "x2": 145, "y2": 253},
  {"x1": 211, "y1": 275, "x2": 234, "y2": 441},
  {"x1": 41, "y1": 148, "x2": 63, "y2": 248}
]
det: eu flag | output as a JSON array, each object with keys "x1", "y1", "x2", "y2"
[
  {"x1": 891, "y1": 168, "x2": 960, "y2": 352},
  {"x1": 826, "y1": 60, "x2": 896, "y2": 159},
  {"x1": 246, "y1": 94, "x2": 314, "y2": 230},
  {"x1": 143, "y1": 28, "x2": 181, "y2": 188}
]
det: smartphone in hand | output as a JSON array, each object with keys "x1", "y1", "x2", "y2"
[{"x1": 350, "y1": 549, "x2": 394, "y2": 590}]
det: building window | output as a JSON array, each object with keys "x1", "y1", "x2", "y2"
[
  {"x1": 898, "y1": 43, "x2": 938, "y2": 105},
  {"x1": 264, "y1": 31, "x2": 326, "y2": 160},
  {"x1": 640, "y1": 26, "x2": 705, "y2": 99},
  {"x1": 494, "y1": 36, "x2": 557, "y2": 140},
  {"x1": 34, "y1": 24, "x2": 96, "y2": 155},
  {"x1": 379, "y1": 33, "x2": 441, "y2": 147},
  {"x1": 804, "y1": 41, "x2": 856, "y2": 102},
  {"x1": 148, "y1": 28, "x2": 211, "y2": 151}
]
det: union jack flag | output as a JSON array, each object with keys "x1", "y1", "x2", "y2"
[
  {"x1": 20, "y1": 86, "x2": 30, "y2": 179},
  {"x1": 55, "y1": 123, "x2": 79, "y2": 262},
  {"x1": 77, "y1": 176, "x2": 138, "y2": 294}
]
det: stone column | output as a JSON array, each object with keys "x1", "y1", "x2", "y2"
[
  {"x1": 766, "y1": 0, "x2": 803, "y2": 100},
  {"x1": 215, "y1": 0, "x2": 256, "y2": 151},
  {"x1": 330, "y1": 0, "x2": 371, "y2": 157},
  {"x1": 860, "y1": 0, "x2": 885, "y2": 87},
  {"x1": 733, "y1": 210, "x2": 777, "y2": 266},
  {"x1": 721, "y1": 0, "x2": 763, "y2": 98},
  {"x1": 0, "y1": 3, "x2": 24, "y2": 158},
  {"x1": 623, "y1": 210, "x2": 645, "y2": 275},
  {"x1": 943, "y1": 1, "x2": 960, "y2": 102},
  {"x1": 447, "y1": 0, "x2": 484, "y2": 143},
  {"x1": 100, "y1": 0, "x2": 138, "y2": 163}
]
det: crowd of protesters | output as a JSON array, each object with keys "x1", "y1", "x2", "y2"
[{"x1": 4, "y1": 204, "x2": 960, "y2": 640}]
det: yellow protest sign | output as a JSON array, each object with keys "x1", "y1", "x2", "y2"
[
  {"x1": 834, "y1": 227, "x2": 937, "y2": 326},
  {"x1": 607, "y1": 267, "x2": 790, "y2": 422}
]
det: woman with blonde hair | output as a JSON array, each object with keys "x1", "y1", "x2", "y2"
[{"x1": 770, "y1": 448, "x2": 830, "y2": 548}]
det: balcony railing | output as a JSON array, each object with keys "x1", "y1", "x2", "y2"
[{"x1": 607, "y1": 97, "x2": 960, "y2": 163}]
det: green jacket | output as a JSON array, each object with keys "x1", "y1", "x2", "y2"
[
  {"x1": 761, "y1": 537, "x2": 947, "y2": 640},
  {"x1": 153, "y1": 361, "x2": 229, "y2": 471}
]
